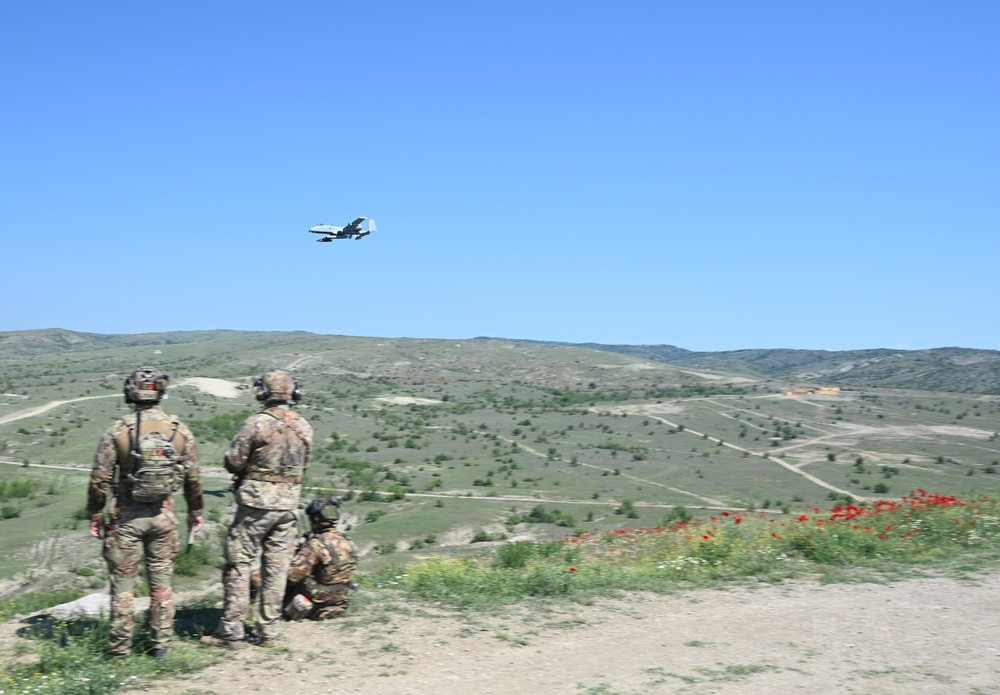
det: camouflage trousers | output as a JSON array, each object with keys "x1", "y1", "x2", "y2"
[
  {"x1": 217, "y1": 506, "x2": 297, "y2": 642},
  {"x1": 285, "y1": 579, "x2": 351, "y2": 620},
  {"x1": 102, "y1": 507, "x2": 180, "y2": 655}
]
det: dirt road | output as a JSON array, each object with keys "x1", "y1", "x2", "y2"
[
  {"x1": 0, "y1": 394, "x2": 119, "y2": 425},
  {"x1": 127, "y1": 572, "x2": 1000, "y2": 694}
]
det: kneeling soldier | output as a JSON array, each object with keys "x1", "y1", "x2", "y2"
[{"x1": 284, "y1": 496, "x2": 358, "y2": 620}]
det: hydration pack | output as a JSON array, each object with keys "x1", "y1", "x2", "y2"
[{"x1": 114, "y1": 414, "x2": 187, "y2": 504}]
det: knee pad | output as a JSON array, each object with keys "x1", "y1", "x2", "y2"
[{"x1": 283, "y1": 594, "x2": 312, "y2": 621}]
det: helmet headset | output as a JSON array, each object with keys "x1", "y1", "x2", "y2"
[
  {"x1": 305, "y1": 495, "x2": 341, "y2": 526},
  {"x1": 251, "y1": 370, "x2": 302, "y2": 402},
  {"x1": 123, "y1": 367, "x2": 169, "y2": 404}
]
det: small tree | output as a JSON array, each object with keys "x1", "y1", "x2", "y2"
[
  {"x1": 661, "y1": 505, "x2": 692, "y2": 525},
  {"x1": 616, "y1": 498, "x2": 639, "y2": 518}
]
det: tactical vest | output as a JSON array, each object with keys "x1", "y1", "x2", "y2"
[
  {"x1": 245, "y1": 407, "x2": 309, "y2": 484},
  {"x1": 316, "y1": 531, "x2": 358, "y2": 585}
]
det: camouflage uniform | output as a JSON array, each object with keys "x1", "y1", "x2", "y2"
[
  {"x1": 216, "y1": 402, "x2": 313, "y2": 643},
  {"x1": 87, "y1": 404, "x2": 203, "y2": 657},
  {"x1": 285, "y1": 526, "x2": 357, "y2": 619}
]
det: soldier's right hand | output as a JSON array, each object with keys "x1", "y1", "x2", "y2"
[{"x1": 89, "y1": 517, "x2": 104, "y2": 539}]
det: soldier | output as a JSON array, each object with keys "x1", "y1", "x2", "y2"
[
  {"x1": 283, "y1": 496, "x2": 358, "y2": 620},
  {"x1": 201, "y1": 369, "x2": 312, "y2": 650},
  {"x1": 88, "y1": 366, "x2": 203, "y2": 660}
]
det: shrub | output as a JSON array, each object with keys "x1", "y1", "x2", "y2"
[
  {"x1": 2, "y1": 504, "x2": 23, "y2": 519},
  {"x1": 174, "y1": 542, "x2": 216, "y2": 577}
]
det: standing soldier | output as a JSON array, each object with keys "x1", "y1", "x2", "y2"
[
  {"x1": 283, "y1": 496, "x2": 358, "y2": 620},
  {"x1": 201, "y1": 369, "x2": 312, "y2": 650},
  {"x1": 88, "y1": 367, "x2": 203, "y2": 660}
]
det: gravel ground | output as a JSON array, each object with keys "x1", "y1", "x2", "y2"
[{"x1": 113, "y1": 572, "x2": 1000, "y2": 695}]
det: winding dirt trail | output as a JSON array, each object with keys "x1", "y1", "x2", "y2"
[
  {"x1": 641, "y1": 413, "x2": 867, "y2": 503},
  {"x1": 0, "y1": 394, "x2": 119, "y2": 425}
]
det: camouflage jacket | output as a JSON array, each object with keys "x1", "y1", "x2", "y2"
[
  {"x1": 287, "y1": 527, "x2": 357, "y2": 600},
  {"x1": 87, "y1": 404, "x2": 203, "y2": 522},
  {"x1": 225, "y1": 404, "x2": 313, "y2": 511}
]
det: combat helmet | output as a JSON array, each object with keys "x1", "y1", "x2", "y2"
[
  {"x1": 305, "y1": 495, "x2": 341, "y2": 526},
  {"x1": 252, "y1": 369, "x2": 302, "y2": 402},
  {"x1": 123, "y1": 366, "x2": 169, "y2": 404}
]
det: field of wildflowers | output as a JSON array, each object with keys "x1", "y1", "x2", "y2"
[{"x1": 381, "y1": 489, "x2": 1000, "y2": 607}]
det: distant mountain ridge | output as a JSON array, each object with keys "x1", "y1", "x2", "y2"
[
  {"x1": 0, "y1": 328, "x2": 311, "y2": 356},
  {"x1": 2, "y1": 329, "x2": 999, "y2": 394},
  {"x1": 481, "y1": 338, "x2": 1000, "y2": 395}
]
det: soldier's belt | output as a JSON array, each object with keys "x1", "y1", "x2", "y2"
[
  {"x1": 318, "y1": 583, "x2": 351, "y2": 594},
  {"x1": 245, "y1": 472, "x2": 303, "y2": 484}
]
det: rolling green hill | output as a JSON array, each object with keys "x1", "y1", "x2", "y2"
[{"x1": 0, "y1": 328, "x2": 999, "y2": 599}]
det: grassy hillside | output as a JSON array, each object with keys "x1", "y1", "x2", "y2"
[
  {"x1": 507, "y1": 339, "x2": 1000, "y2": 394},
  {"x1": 0, "y1": 328, "x2": 999, "y2": 598}
]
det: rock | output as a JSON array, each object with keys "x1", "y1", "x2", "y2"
[{"x1": 25, "y1": 592, "x2": 151, "y2": 621}]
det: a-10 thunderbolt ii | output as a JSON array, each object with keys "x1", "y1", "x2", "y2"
[{"x1": 309, "y1": 217, "x2": 376, "y2": 242}]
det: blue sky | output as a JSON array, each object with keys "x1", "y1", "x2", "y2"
[{"x1": 2, "y1": 2, "x2": 997, "y2": 352}]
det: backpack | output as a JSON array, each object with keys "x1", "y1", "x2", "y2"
[{"x1": 114, "y1": 414, "x2": 187, "y2": 504}]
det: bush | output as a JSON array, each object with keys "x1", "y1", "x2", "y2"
[
  {"x1": 2, "y1": 504, "x2": 23, "y2": 519},
  {"x1": 174, "y1": 541, "x2": 216, "y2": 577},
  {"x1": 661, "y1": 505, "x2": 693, "y2": 525},
  {"x1": 494, "y1": 541, "x2": 534, "y2": 569}
]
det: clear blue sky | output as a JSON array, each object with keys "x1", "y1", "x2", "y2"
[{"x1": 2, "y1": 2, "x2": 997, "y2": 352}]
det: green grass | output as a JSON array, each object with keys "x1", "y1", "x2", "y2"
[
  {"x1": 372, "y1": 489, "x2": 1000, "y2": 608},
  {"x1": 0, "y1": 617, "x2": 219, "y2": 695},
  {"x1": 0, "y1": 588, "x2": 87, "y2": 621}
]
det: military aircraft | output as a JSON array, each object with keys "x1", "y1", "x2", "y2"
[{"x1": 309, "y1": 217, "x2": 376, "y2": 242}]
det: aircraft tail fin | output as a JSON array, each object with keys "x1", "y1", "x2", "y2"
[{"x1": 368, "y1": 219, "x2": 376, "y2": 234}]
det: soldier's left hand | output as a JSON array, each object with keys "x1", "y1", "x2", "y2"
[{"x1": 188, "y1": 513, "x2": 204, "y2": 535}]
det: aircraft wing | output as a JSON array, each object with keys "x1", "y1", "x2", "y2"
[{"x1": 344, "y1": 217, "x2": 366, "y2": 233}]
